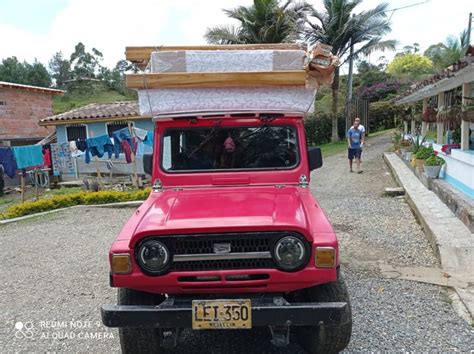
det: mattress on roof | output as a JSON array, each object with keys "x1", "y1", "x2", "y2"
[
  {"x1": 138, "y1": 86, "x2": 316, "y2": 116},
  {"x1": 150, "y1": 50, "x2": 306, "y2": 73}
]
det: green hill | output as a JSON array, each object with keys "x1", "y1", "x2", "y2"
[{"x1": 52, "y1": 81, "x2": 137, "y2": 114}]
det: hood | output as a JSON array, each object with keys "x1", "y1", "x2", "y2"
[{"x1": 128, "y1": 186, "x2": 332, "y2": 241}]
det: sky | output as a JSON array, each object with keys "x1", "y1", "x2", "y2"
[{"x1": 0, "y1": 0, "x2": 472, "y2": 70}]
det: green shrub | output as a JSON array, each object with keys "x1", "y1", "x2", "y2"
[
  {"x1": 0, "y1": 188, "x2": 151, "y2": 220},
  {"x1": 425, "y1": 155, "x2": 445, "y2": 166},
  {"x1": 415, "y1": 146, "x2": 434, "y2": 160}
]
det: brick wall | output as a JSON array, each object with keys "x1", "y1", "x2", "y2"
[{"x1": 0, "y1": 87, "x2": 54, "y2": 141}]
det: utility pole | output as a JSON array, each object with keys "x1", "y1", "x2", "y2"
[
  {"x1": 467, "y1": 12, "x2": 472, "y2": 49},
  {"x1": 346, "y1": 38, "x2": 354, "y2": 132}
]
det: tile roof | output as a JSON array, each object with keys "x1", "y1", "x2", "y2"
[
  {"x1": 395, "y1": 46, "x2": 474, "y2": 105},
  {"x1": 39, "y1": 101, "x2": 148, "y2": 125},
  {"x1": 0, "y1": 81, "x2": 65, "y2": 95}
]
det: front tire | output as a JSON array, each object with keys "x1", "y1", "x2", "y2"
[
  {"x1": 294, "y1": 275, "x2": 352, "y2": 353},
  {"x1": 118, "y1": 288, "x2": 165, "y2": 354}
]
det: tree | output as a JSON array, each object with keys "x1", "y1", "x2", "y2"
[
  {"x1": 0, "y1": 57, "x2": 27, "y2": 84},
  {"x1": 49, "y1": 52, "x2": 71, "y2": 88},
  {"x1": 0, "y1": 56, "x2": 51, "y2": 87},
  {"x1": 386, "y1": 53, "x2": 434, "y2": 80},
  {"x1": 205, "y1": 0, "x2": 311, "y2": 44},
  {"x1": 305, "y1": 0, "x2": 396, "y2": 141},
  {"x1": 356, "y1": 59, "x2": 389, "y2": 87},
  {"x1": 26, "y1": 60, "x2": 52, "y2": 87},
  {"x1": 424, "y1": 30, "x2": 469, "y2": 70},
  {"x1": 70, "y1": 42, "x2": 104, "y2": 79}
]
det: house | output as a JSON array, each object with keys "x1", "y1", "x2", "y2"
[
  {"x1": 38, "y1": 101, "x2": 153, "y2": 178},
  {"x1": 395, "y1": 47, "x2": 474, "y2": 198},
  {"x1": 0, "y1": 81, "x2": 64, "y2": 146}
]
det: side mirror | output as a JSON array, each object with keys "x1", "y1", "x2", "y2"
[
  {"x1": 308, "y1": 147, "x2": 323, "y2": 171},
  {"x1": 143, "y1": 154, "x2": 153, "y2": 175}
]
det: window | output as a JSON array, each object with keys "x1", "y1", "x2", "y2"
[
  {"x1": 162, "y1": 125, "x2": 299, "y2": 172},
  {"x1": 107, "y1": 121, "x2": 130, "y2": 137},
  {"x1": 66, "y1": 124, "x2": 87, "y2": 141}
]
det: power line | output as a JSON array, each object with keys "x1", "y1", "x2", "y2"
[{"x1": 386, "y1": 1, "x2": 430, "y2": 21}]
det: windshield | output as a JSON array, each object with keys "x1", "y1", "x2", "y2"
[{"x1": 161, "y1": 125, "x2": 299, "y2": 172}]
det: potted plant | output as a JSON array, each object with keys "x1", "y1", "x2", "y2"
[
  {"x1": 409, "y1": 135, "x2": 424, "y2": 167},
  {"x1": 424, "y1": 155, "x2": 445, "y2": 178},
  {"x1": 415, "y1": 146, "x2": 433, "y2": 172}
]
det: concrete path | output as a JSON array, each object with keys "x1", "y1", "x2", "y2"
[{"x1": 384, "y1": 152, "x2": 474, "y2": 319}]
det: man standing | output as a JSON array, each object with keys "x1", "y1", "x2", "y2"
[
  {"x1": 351, "y1": 117, "x2": 365, "y2": 135},
  {"x1": 347, "y1": 120, "x2": 364, "y2": 173}
]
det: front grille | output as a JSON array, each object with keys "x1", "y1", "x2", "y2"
[
  {"x1": 171, "y1": 258, "x2": 275, "y2": 272},
  {"x1": 159, "y1": 232, "x2": 286, "y2": 272},
  {"x1": 173, "y1": 236, "x2": 271, "y2": 255},
  {"x1": 136, "y1": 232, "x2": 308, "y2": 273}
]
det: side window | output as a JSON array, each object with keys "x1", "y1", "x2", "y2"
[{"x1": 66, "y1": 124, "x2": 87, "y2": 141}]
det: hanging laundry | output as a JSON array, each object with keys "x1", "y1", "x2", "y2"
[
  {"x1": 121, "y1": 140, "x2": 133, "y2": 163},
  {"x1": 0, "y1": 147, "x2": 18, "y2": 178},
  {"x1": 42, "y1": 148, "x2": 52, "y2": 167},
  {"x1": 76, "y1": 139, "x2": 87, "y2": 153},
  {"x1": 134, "y1": 127, "x2": 148, "y2": 141},
  {"x1": 85, "y1": 135, "x2": 114, "y2": 163},
  {"x1": 60, "y1": 143, "x2": 75, "y2": 175},
  {"x1": 112, "y1": 127, "x2": 132, "y2": 158},
  {"x1": 50, "y1": 143, "x2": 61, "y2": 176},
  {"x1": 12, "y1": 145, "x2": 44, "y2": 169},
  {"x1": 144, "y1": 131, "x2": 154, "y2": 146}
]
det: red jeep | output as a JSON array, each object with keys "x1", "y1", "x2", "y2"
[{"x1": 101, "y1": 112, "x2": 352, "y2": 353}]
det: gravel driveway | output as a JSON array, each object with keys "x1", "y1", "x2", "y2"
[{"x1": 0, "y1": 132, "x2": 473, "y2": 352}]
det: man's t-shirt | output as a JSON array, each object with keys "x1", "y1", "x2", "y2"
[
  {"x1": 350, "y1": 124, "x2": 365, "y2": 133},
  {"x1": 347, "y1": 127, "x2": 362, "y2": 149}
]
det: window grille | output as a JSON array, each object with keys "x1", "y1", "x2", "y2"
[{"x1": 66, "y1": 124, "x2": 87, "y2": 141}]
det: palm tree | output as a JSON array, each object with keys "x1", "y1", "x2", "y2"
[
  {"x1": 305, "y1": 0, "x2": 396, "y2": 142},
  {"x1": 424, "y1": 30, "x2": 469, "y2": 70},
  {"x1": 205, "y1": 0, "x2": 312, "y2": 44}
]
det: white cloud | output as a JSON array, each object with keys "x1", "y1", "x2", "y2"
[{"x1": 0, "y1": 0, "x2": 252, "y2": 68}]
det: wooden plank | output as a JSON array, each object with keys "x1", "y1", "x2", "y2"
[
  {"x1": 126, "y1": 71, "x2": 307, "y2": 89},
  {"x1": 126, "y1": 44, "x2": 305, "y2": 67}
]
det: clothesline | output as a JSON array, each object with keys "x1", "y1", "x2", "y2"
[
  {"x1": 72, "y1": 126, "x2": 153, "y2": 164},
  {"x1": 0, "y1": 145, "x2": 50, "y2": 179}
]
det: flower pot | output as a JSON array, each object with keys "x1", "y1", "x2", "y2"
[
  {"x1": 410, "y1": 156, "x2": 417, "y2": 167},
  {"x1": 416, "y1": 159, "x2": 425, "y2": 172},
  {"x1": 425, "y1": 165, "x2": 442, "y2": 178},
  {"x1": 404, "y1": 152, "x2": 412, "y2": 161}
]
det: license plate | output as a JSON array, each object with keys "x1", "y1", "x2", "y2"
[{"x1": 192, "y1": 299, "x2": 252, "y2": 330}]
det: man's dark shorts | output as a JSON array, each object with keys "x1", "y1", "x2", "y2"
[{"x1": 348, "y1": 148, "x2": 361, "y2": 160}]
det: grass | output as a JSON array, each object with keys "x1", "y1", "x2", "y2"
[
  {"x1": 0, "y1": 197, "x2": 14, "y2": 206},
  {"x1": 53, "y1": 89, "x2": 135, "y2": 114},
  {"x1": 320, "y1": 140, "x2": 347, "y2": 158},
  {"x1": 318, "y1": 128, "x2": 394, "y2": 158},
  {"x1": 45, "y1": 187, "x2": 84, "y2": 196},
  {"x1": 368, "y1": 128, "x2": 396, "y2": 138}
]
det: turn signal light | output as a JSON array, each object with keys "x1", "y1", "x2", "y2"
[
  {"x1": 315, "y1": 247, "x2": 336, "y2": 268},
  {"x1": 111, "y1": 254, "x2": 131, "y2": 274}
]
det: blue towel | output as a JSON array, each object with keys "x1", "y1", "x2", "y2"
[
  {"x1": 85, "y1": 135, "x2": 114, "y2": 163},
  {"x1": 12, "y1": 145, "x2": 44, "y2": 169},
  {"x1": 0, "y1": 147, "x2": 18, "y2": 178},
  {"x1": 144, "y1": 131, "x2": 154, "y2": 147}
]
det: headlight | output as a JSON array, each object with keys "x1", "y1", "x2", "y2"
[
  {"x1": 273, "y1": 235, "x2": 308, "y2": 271},
  {"x1": 137, "y1": 240, "x2": 170, "y2": 275}
]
